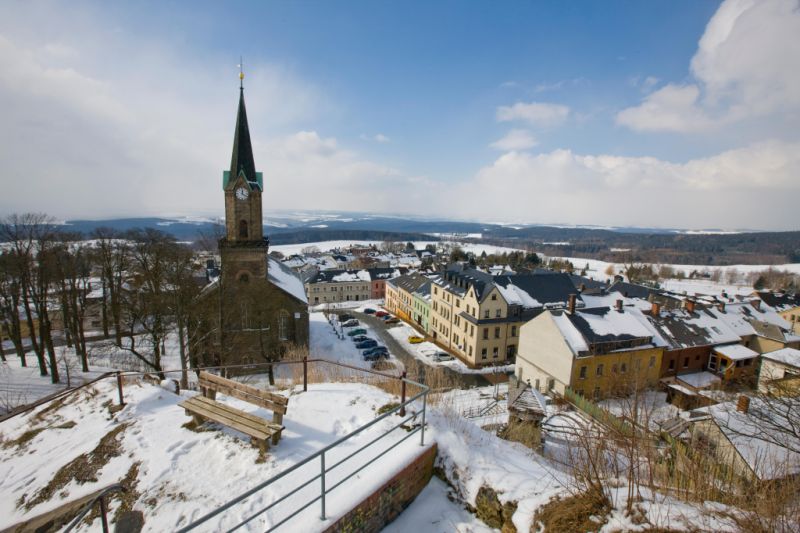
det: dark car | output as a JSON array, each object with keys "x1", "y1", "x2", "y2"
[
  {"x1": 375, "y1": 311, "x2": 389, "y2": 318},
  {"x1": 363, "y1": 346, "x2": 388, "y2": 357},
  {"x1": 355, "y1": 339, "x2": 378, "y2": 349},
  {"x1": 384, "y1": 318, "x2": 400, "y2": 324},
  {"x1": 363, "y1": 308, "x2": 376, "y2": 314},
  {"x1": 342, "y1": 319, "x2": 360, "y2": 327},
  {"x1": 346, "y1": 328, "x2": 367, "y2": 337},
  {"x1": 351, "y1": 335, "x2": 369, "y2": 343},
  {"x1": 339, "y1": 314, "x2": 355, "y2": 321}
]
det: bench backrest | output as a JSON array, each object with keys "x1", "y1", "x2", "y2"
[{"x1": 198, "y1": 371, "x2": 288, "y2": 418}]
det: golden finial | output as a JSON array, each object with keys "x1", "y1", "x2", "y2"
[{"x1": 238, "y1": 56, "x2": 244, "y2": 89}]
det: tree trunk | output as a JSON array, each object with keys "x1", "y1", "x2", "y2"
[
  {"x1": 178, "y1": 318, "x2": 188, "y2": 389},
  {"x1": 101, "y1": 278, "x2": 110, "y2": 338},
  {"x1": 41, "y1": 313, "x2": 59, "y2": 383},
  {"x1": 22, "y1": 286, "x2": 46, "y2": 375}
]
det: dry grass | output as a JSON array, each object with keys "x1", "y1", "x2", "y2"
[
  {"x1": 23, "y1": 423, "x2": 130, "y2": 511},
  {"x1": 532, "y1": 490, "x2": 611, "y2": 533}
]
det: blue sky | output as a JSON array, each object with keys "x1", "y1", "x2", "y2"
[{"x1": 1, "y1": 0, "x2": 798, "y2": 229}]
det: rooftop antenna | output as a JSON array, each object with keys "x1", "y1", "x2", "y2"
[{"x1": 238, "y1": 56, "x2": 244, "y2": 89}]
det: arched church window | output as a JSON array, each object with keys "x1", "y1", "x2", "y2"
[
  {"x1": 239, "y1": 273, "x2": 249, "y2": 283},
  {"x1": 278, "y1": 310, "x2": 290, "y2": 341},
  {"x1": 239, "y1": 219, "x2": 248, "y2": 239}
]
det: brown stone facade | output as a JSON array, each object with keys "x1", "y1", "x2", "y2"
[
  {"x1": 660, "y1": 345, "x2": 712, "y2": 378},
  {"x1": 324, "y1": 443, "x2": 437, "y2": 533}
]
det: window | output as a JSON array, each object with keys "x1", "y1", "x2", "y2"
[
  {"x1": 492, "y1": 347, "x2": 499, "y2": 358},
  {"x1": 484, "y1": 310, "x2": 490, "y2": 319},
  {"x1": 649, "y1": 356, "x2": 656, "y2": 368},
  {"x1": 470, "y1": 325, "x2": 474, "y2": 336},
  {"x1": 278, "y1": 310, "x2": 290, "y2": 341},
  {"x1": 239, "y1": 273, "x2": 249, "y2": 283},
  {"x1": 534, "y1": 378, "x2": 540, "y2": 391},
  {"x1": 668, "y1": 359, "x2": 675, "y2": 370},
  {"x1": 456, "y1": 300, "x2": 460, "y2": 308},
  {"x1": 620, "y1": 363, "x2": 627, "y2": 374},
  {"x1": 511, "y1": 325, "x2": 517, "y2": 337},
  {"x1": 494, "y1": 327, "x2": 500, "y2": 339},
  {"x1": 709, "y1": 355, "x2": 717, "y2": 370},
  {"x1": 491, "y1": 294, "x2": 497, "y2": 301},
  {"x1": 683, "y1": 357, "x2": 689, "y2": 368},
  {"x1": 238, "y1": 219, "x2": 248, "y2": 239},
  {"x1": 481, "y1": 348, "x2": 487, "y2": 359},
  {"x1": 593, "y1": 387, "x2": 601, "y2": 400},
  {"x1": 495, "y1": 309, "x2": 501, "y2": 318},
  {"x1": 483, "y1": 328, "x2": 489, "y2": 340},
  {"x1": 507, "y1": 344, "x2": 516, "y2": 357},
  {"x1": 596, "y1": 364, "x2": 604, "y2": 376},
  {"x1": 612, "y1": 364, "x2": 618, "y2": 374},
  {"x1": 744, "y1": 358, "x2": 752, "y2": 366},
  {"x1": 469, "y1": 346, "x2": 473, "y2": 356},
  {"x1": 548, "y1": 378, "x2": 555, "y2": 391},
  {"x1": 579, "y1": 365, "x2": 587, "y2": 379}
]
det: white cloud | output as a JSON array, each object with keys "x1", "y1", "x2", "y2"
[
  {"x1": 496, "y1": 101, "x2": 570, "y2": 127},
  {"x1": 431, "y1": 139, "x2": 800, "y2": 230},
  {"x1": 617, "y1": 0, "x2": 800, "y2": 132},
  {"x1": 489, "y1": 129, "x2": 538, "y2": 151}
]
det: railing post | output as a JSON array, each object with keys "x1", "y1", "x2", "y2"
[
  {"x1": 116, "y1": 372, "x2": 125, "y2": 407},
  {"x1": 399, "y1": 371, "x2": 407, "y2": 417},
  {"x1": 303, "y1": 356, "x2": 308, "y2": 392},
  {"x1": 99, "y1": 496, "x2": 109, "y2": 533},
  {"x1": 320, "y1": 451, "x2": 326, "y2": 520},
  {"x1": 420, "y1": 391, "x2": 427, "y2": 446}
]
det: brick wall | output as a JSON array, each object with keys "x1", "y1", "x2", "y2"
[{"x1": 324, "y1": 443, "x2": 437, "y2": 533}]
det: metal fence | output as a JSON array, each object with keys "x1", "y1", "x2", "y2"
[{"x1": 176, "y1": 368, "x2": 429, "y2": 532}]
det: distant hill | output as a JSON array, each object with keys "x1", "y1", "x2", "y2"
[{"x1": 5, "y1": 212, "x2": 796, "y2": 265}]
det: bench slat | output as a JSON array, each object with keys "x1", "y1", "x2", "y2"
[
  {"x1": 179, "y1": 397, "x2": 274, "y2": 440},
  {"x1": 200, "y1": 371, "x2": 289, "y2": 405},
  {"x1": 189, "y1": 396, "x2": 269, "y2": 427},
  {"x1": 199, "y1": 372, "x2": 288, "y2": 414}
]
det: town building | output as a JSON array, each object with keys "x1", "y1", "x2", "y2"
[
  {"x1": 755, "y1": 292, "x2": 800, "y2": 334},
  {"x1": 515, "y1": 300, "x2": 665, "y2": 398},
  {"x1": 385, "y1": 273, "x2": 431, "y2": 328},
  {"x1": 430, "y1": 265, "x2": 581, "y2": 368},
  {"x1": 304, "y1": 268, "x2": 406, "y2": 304},
  {"x1": 757, "y1": 347, "x2": 800, "y2": 393}
]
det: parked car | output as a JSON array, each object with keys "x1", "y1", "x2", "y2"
[
  {"x1": 433, "y1": 352, "x2": 454, "y2": 362},
  {"x1": 351, "y1": 335, "x2": 369, "y2": 343},
  {"x1": 408, "y1": 336, "x2": 424, "y2": 344},
  {"x1": 355, "y1": 339, "x2": 378, "y2": 349},
  {"x1": 346, "y1": 328, "x2": 367, "y2": 337},
  {"x1": 363, "y1": 308, "x2": 376, "y2": 314},
  {"x1": 384, "y1": 318, "x2": 400, "y2": 324},
  {"x1": 339, "y1": 314, "x2": 354, "y2": 321},
  {"x1": 375, "y1": 311, "x2": 389, "y2": 318},
  {"x1": 342, "y1": 319, "x2": 360, "y2": 327},
  {"x1": 363, "y1": 346, "x2": 388, "y2": 357}
]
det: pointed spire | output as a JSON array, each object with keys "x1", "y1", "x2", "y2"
[{"x1": 229, "y1": 70, "x2": 258, "y2": 189}]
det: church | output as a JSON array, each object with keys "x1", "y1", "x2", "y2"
[{"x1": 194, "y1": 74, "x2": 309, "y2": 373}]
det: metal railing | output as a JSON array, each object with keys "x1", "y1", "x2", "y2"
[
  {"x1": 63, "y1": 483, "x2": 126, "y2": 533},
  {"x1": 176, "y1": 369, "x2": 429, "y2": 532}
]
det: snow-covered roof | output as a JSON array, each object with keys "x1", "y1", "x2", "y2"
[
  {"x1": 713, "y1": 344, "x2": 759, "y2": 361},
  {"x1": 694, "y1": 398, "x2": 800, "y2": 480},
  {"x1": 761, "y1": 347, "x2": 800, "y2": 369},
  {"x1": 267, "y1": 257, "x2": 308, "y2": 304},
  {"x1": 676, "y1": 371, "x2": 721, "y2": 390},
  {"x1": 551, "y1": 306, "x2": 665, "y2": 356},
  {"x1": 331, "y1": 270, "x2": 371, "y2": 282},
  {"x1": 496, "y1": 281, "x2": 541, "y2": 308}
]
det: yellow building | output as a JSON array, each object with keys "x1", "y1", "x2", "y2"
[
  {"x1": 429, "y1": 266, "x2": 580, "y2": 368},
  {"x1": 515, "y1": 303, "x2": 665, "y2": 398}
]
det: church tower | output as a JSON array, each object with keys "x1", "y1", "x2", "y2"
[{"x1": 220, "y1": 74, "x2": 268, "y2": 282}]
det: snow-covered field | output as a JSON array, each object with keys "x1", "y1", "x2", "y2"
[
  {"x1": 0, "y1": 378, "x2": 426, "y2": 532},
  {"x1": 272, "y1": 240, "x2": 525, "y2": 257}
]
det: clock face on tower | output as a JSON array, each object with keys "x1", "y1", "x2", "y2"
[{"x1": 235, "y1": 187, "x2": 249, "y2": 200}]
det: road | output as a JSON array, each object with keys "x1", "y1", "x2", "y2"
[{"x1": 330, "y1": 310, "x2": 493, "y2": 389}]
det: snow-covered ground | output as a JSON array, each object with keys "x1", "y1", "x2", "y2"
[
  {"x1": 272, "y1": 240, "x2": 525, "y2": 257},
  {"x1": 0, "y1": 378, "x2": 426, "y2": 532},
  {"x1": 385, "y1": 321, "x2": 514, "y2": 375}
]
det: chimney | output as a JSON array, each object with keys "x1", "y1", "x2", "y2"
[
  {"x1": 568, "y1": 293, "x2": 576, "y2": 315},
  {"x1": 623, "y1": 291, "x2": 629, "y2": 298},
  {"x1": 751, "y1": 299, "x2": 761, "y2": 311},
  {"x1": 685, "y1": 299, "x2": 696, "y2": 313},
  {"x1": 736, "y1": 395, "x2": 750, "y2": 414},
  {"x1": 615, "y1": 299, "x2": 623, "y2": 312},
  {"x1": 717, "y1": 301, "x2": 726, "y2": 313},
  {"x1": 651, "y1": 301, "x2": 661, "y2": 316}
]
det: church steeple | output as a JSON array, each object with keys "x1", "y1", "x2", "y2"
[{"x1": 229, "y1": 85, "x2": 259, "y2": 189}]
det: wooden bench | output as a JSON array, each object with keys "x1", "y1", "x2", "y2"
[{"x1": 179, "y1": 371, "x2": 289, "y2": 453}]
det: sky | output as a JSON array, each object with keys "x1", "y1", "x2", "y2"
[{"x1": 0, "y1": 0, "x2": 798, "y2": 231}]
